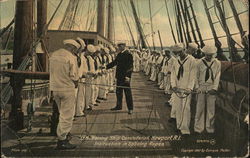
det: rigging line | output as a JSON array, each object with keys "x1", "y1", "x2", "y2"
[
  {"x1": 85, "y1": 0, "x2": 92, "y2": 30},
  {"x1": 183, "y1": 0, "x2": 199, "y2": 46},
  {"x1": 70, "y1": 0, "x2": 80, "y2": 30},
  {"x1": 0, "y1": 18, "x2": 14, "y2": 38},
  {"x1": 188, "y1": 0, "x2": 205, "y2": 48},
  {"x1": 149, "y1": 0, "x2": 156, "y2": 50},
  {"x1": 120, "y1": 1, "x2": 136, "y2": 47},
  {"x1": 213, "y1": 1, "x2": 244, "y2": 52},
  {"x1": 119, "y1": 1, "x2": 134, "y2": 45},
  {"x1": 87, "y1": 0, "x2": 97, "y2": 32},
  {"x1": 164, "y1": 0, "x2": 177, "y2": 44},
  {"x1": 214, "y1": 0, "x2": 238, "y2": 93},
  {"x1": 179, "y1": 0, "x2": 192, "y2": 43}
]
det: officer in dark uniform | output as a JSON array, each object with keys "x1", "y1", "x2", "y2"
[{"x1": 106, "y1": 42, "x2": 134, "y2": 114}]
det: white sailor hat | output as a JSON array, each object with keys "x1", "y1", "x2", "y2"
[
  {"x1": 76, "y1": 37, "x2": 86, "y2": 49},
  {"x1": 99, "y1": 44, "x2": 104, "y2": 49},
  {"x1": 171, "y1": 43, "x2": 185, "y2": 52},
  {"x1": 63, "y1": 39, "x2": 81, "y2": 49},
  {"x1": 187, "y1": 42, "x2": 198, "y2": 50},
  {"x1": 104, "y1": 47, "x2": 110, "y2": 54},
  {"x1": 109, "y1": 45, "x2": 116, "y2": 52},
  {"x1": 201, "y1": 45, "x2": 217, "y2": 55},
  {"x1": 95, "y1": 45, "x2": 101, "y2": 51},
  {"x1": 87, "y1": 44, "x2": 96, "y2": 53},
  {"x1": 164, "y1": 47, "x2": 171, "y2": 52}
]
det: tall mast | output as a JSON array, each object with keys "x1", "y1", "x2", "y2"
[
  {"x1": 10, "y1": 0, "x2": 34, "y2": 130},
  {"x1": 228, "y1": 0, "x2": 248, "y2": 61},
  {"x1": 130, "y1": 0, "x2": 147, "y2": 48},
  {"x1": 164, "y1": 0, "x2": 177, "y2": 44},
  {"x1": 37, "y1": 0, "x2": 47, "y2": 72},
  {"x1": 149, "y1": 0, "x2": 155, "y2": 50},
  {"x1": 107, "y1": 0, "x2": 114, "y2": 42},
  {"x1": 97, "y1": 0, "x2": 105, "y2": 37},
  {"x1": 189, "y1": 0, "x2": 205, "y2": 48}
]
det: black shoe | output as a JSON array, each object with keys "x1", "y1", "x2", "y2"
[
  {"x1": 165, "y1": 102, "x2": 171, "y2": 107},
  {"x1": 57, "y1": 139, "x2": 76, "y2": 150},
  {"x1": 111, "y1": 107, "x2": 122, "y2": 111},
  {"x1": 94, "y1": 104, "x2": 99, "y2": 106},
  {"x1": 102, "y1": 98, "x2": 107, "y2": 101},
  {"x1": 66, "y1": 132, "x2": 73, "y2": 141},
  {"x1": 109, "y1": 90, "x2": 115, "y2": 93},
  {"x1": 168, "y1": 118, "x2": 176, "y2": 123},
  {"x1": 96, "y1": 100, "x2": 101, "y2": 103},
  {"x1": 128, "y1": 110, "x2": 133, "y2": 115},
  {"x1": 74, "y1": 114, "x2": 86, "y2": 118},
  {"x1": 175, "y1": 129, "x2": 181, "y2": 135},
  {"x1": 87, "y1": 107, "x2": 92, "y2": 111}
]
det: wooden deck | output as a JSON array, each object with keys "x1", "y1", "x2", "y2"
[{"x1": 1, "y1": 72, "x2": 248, "y2": 157}]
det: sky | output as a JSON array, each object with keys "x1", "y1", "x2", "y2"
[{"x1": 0, "y1": 0, "x2": 249, "y2": 48}]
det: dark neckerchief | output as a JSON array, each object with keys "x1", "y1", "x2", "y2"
[
  {"x1": 177, "y1": 56, "x2": 189, "y2": 80},
  {"x1": 91, "y1": 56, "x2": 98, "y2": 70},
  {"x1": 202, "y1": 59, "x2": 215, "y2": 82},
  {"x1": 85, "y1": 56, "x2": 90, "y2": 71}
]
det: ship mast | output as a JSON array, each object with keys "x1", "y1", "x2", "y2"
[
  {"x1": 130, "y1": 0, "x2": 147, "y2": 48},
  {"x1": 97, "y1": 0, "x2": 105, "y2": 37},
  {"x1": 107, "y1": 0, "x2": 114, "y2": 43},
  {"x1": 10, "y1": 0, "x2": 34, "y2": 130}
]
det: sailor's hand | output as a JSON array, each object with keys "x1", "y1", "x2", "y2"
[
  {"x1": 208, "y1": 89, "x2": 217, "y2": 95},
  {"x1": 125, "y1": 77, "x2": 131, "y2": 83},
  {"x1": 172, "y1": 87, "x2": 178, "y2": 93},
  {"x1": 184, "y1": 89, "x2": 192, "y2": 95}
]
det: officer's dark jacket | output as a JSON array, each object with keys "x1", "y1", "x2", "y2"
[{"x1": 106, "y1": 50, "x2": 133, "y2": 80}]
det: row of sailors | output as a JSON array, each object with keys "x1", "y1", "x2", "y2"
[
  {"x1": 130, "y1": 43, "x2": 221, "y2": 136},
  {"x1": 50, "y1": 38, "x2": 119, "y2": 149}
]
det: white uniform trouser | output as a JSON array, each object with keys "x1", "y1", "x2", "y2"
[
  {"x1": 134, "y1": 61, "x2": 140, "y2": 72},
  {"x1": 145, "y1": 64, "x2": 151, "y2": 75},
  {"x1": 157, "y1": 71, "x2": 163, "y2": 85},
  {"x1": 194, "y1": 85, "x2": 216, "y2": 133},
  {"x1": 164, "y1": 74, "x2": 171, "y2": 94},
  {"x1": 75, "y1": 82, "x2": 85, "y2": 116},
  {"x1": 170, "y1": 93, "x2": 176, "y2": 118},
  {"x1": 91, "y1": 77, "x2": 99, "y2": 105},
  {"x1": 175, "y1": 94, "x2": 192, "y2": 134},
  {"x1": 98, "y1": 74, "x2": 108, "y2": 99},
  {"x1": 108, "y1": 71, "x2": 114, "y2": 91},
  {"x1": 54, "y1": 90, "x2": 76, "y2": 140},
  {"x1": 85, "y1": 77, "x2": 93, "y2": 108},
  {"x1": 150, "y1": 66, "x2": 156, "y2": 81}
]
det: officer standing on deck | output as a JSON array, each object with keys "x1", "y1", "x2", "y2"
[{"x1": 105, "y1": 42, "x2": 134, "y2": 114}]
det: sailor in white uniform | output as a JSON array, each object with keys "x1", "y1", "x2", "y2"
[
  {"x1": 171, "y1": 43, "x2": 197, "y2": 135},
  {"x1": 162, "y1": 48, "x2": 176, "y2": 94},
  {"x1": 98, "y1": 45, "x2": 109, "y2": 100},
  {"x1": 194, "y1": 45, "x2": 221, "y2": 134},
  {"x1": 85, "y1": 45, "x2": 97, "y2": 111},
  {"x1": 75, "y1": 37, "x2": 87, "y2": 117},
  {"x1": 133, "y1": 50, "x2": 141, "y2": 72},
  {"x1": 50, "y1": 39, "x2": 80, "y2": 149}
]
